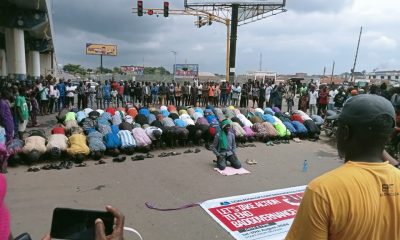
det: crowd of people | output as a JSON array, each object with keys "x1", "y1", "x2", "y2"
[{"x1": 1, "y1": 77, "x2": 400, "y2": 173}]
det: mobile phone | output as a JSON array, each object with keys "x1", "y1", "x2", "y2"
[{"x1": 50, "y1": 208, "x2": 114, "y2": 240}]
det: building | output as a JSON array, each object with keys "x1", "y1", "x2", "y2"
[{"x1": 366, "y1": 70, "x2": 400, "y2": 86}]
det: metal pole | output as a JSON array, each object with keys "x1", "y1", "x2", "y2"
[
  {"x1": 330, "y1": 61, "x2": 335, "y2": 84},
  {"x1": 351, "y1": 26, "x2": 362, "y2": 83},
  {"x1": 100, "y1": 54, "x2": 103, "y2": 74},
  {"x1": 226, "y1": 19, "x2": 230, "y2": 82},
  {"x1": 229, "y1": 4, "x2": 239, "y2": 83}
]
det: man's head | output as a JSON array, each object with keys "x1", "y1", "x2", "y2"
[
  {"x1": 337, "y1": 94, "x2": 395, "y2": 162},
  {"x1": 221, "y1": 119, "x2": 231, "y2": 133}
]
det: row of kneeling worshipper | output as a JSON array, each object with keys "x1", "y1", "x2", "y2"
[{"x1": 3, "y1": 104, "x2": 322, "y2": 165}]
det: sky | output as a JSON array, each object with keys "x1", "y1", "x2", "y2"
[{"x1": 51, "y1": 0, "x2": 400, "y2": 75}]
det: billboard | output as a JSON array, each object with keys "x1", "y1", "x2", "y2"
[
  {"x1": 120, "y1": 66, "x2": 144, "y2": 75},
  {"x1": 86, "y1": 43, "x2": 117, "y2": 56},
  {"x1": 174, "y1": 64, "x2": 199, "y2": 78}
]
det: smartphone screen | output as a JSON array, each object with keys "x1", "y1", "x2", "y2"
[{"x1": 50, "y1": 208, "x2": 114, "y2": 240}]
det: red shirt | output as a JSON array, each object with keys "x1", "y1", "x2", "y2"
[
  {"x1": 319, "y1": 91, "x2": 328, "y2": 105},
  {"x1": 291, "y1": 114, "x2": 304, "y2": 124},
  {"x1": 118, "y1": 85, "x2": 124, "y2": 95},
  {"x1": 52, "y1": 127, "x2": 65, "y2": 135}
]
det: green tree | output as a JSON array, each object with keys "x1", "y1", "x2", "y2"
[
  {"x1": 113, "y1": 67, "x2": 123, "y2": 74},
  {"x1": 63, "y1": 64, "x2": 86, "y2": 75},
  {"x1": 144, "y1": 67, "x2": 170, "y2": 75}
]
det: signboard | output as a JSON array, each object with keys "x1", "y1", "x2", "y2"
[
  {"x1": 120, "y1": 66, "x2": 145, "y2": 75},
  {"x1": 200, "y1": 185, "x2": 306, "y2": 240},
  {"x1": 86, "y1": 43, "x2": 117, "y2": 56},
  {"x1": 174, "y1": 64, "x2": 199, "y2": 78}
]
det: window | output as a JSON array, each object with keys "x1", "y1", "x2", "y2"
[
  {"x1": 388, "y1": 76, "x2": 391, "y2": 80},
  {"x1": 373, "y1": 75, "x2": 376, "y2": 79},
  {"x1": 396, "y1": 76, "x2": 399, "y2": 80},
  {"x1": 381, "y1": 76, "x2": 385, "y2": 80}
]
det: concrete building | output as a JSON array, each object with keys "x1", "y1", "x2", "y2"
[
  {"x1": 0, "y1": 0, "x2": 56, "y2": 83},
  {"x1": 366, "y1": 70, "x2": 400, "y2": 86}
]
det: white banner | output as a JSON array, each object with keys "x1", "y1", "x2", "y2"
[{"x1": 200, "y1": 185, "x2": 306, "y2": 240}]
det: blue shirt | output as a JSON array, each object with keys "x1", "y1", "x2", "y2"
[
  {"x1": 103, "y1": 84, "x2": 111, "y2": 97},
  {"x1": 57, "y1": 83, "x2": 66, "y2": 96}
]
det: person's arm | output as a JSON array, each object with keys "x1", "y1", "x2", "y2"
[
  {"x1": 382, "y1": 149, "x2": 400, "y2": 167},
  {"x1": 210, "y1": 133, "x2": 220, "y2": 157},
  {"x1": 285, "y1": 188, "x2": 329, "y2": 240}
]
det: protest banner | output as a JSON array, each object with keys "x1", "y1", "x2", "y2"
[{"x1": 200, "y1": 185, "x2": 306, "y2": 240}]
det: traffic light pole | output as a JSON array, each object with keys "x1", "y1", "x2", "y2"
[
  {"x1": 229, "y1": 4, "x2": 239, "y2": 83},
  {"x1": 133, "y1": 7, "x2": 232, "y2": 82}
]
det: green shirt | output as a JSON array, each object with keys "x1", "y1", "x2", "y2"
[{"x1": 16, "y1": 96, "x2": 29, "y2": 120}]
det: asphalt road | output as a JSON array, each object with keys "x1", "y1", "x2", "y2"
[{"x1": 6, "y1": 136, "x2": 341, "y2": 239}]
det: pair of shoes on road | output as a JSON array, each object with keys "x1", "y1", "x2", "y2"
[
  {"x1": 56, "y1": 161, "x2": 73, "y2": 170},
  {"x1": 42, "y1": 163, "x2": 59, "y2": 170},
  {"x1": 282, "y1": 139, "x2": 290, "y2": 144},
  {"x1": 113, "y1": 156, "x2": 126, "y2": 162},
  {"x1": 266, "y1": 141, "x2": 274, "y2": 146},
  {"x1": 27, "y1": 165, "x2": 41, "y2": 172},
  {"x1": 75, "y1": 162, "x2": 87, "y2": 167},
  {"x1": 158, "y1": 151, "x2": 181, "y2": 158},
  {"x1": 95, "y1": 160, "x2": 106, "y2": 165},
  {"x1": 246, "y1": 159, "x2": 258, "y2": 165},
  {"x1": 184, "y1": 149, "x2": 193, "y2": 154},
  {"x1": 293, "y1": 138, "x2": 302, "y2": 143},
  {"x1": 131, "y1": 155, "x2": 145, "y2": 161},
  {"x1": 184, "y1": 148, "x2": 201, "y2": 154}
]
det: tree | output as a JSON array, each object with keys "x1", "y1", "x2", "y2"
[
  {"x1": 96, "y1": 67, "x2": 112, "y2": 74},
  {"x1": 63, "y1": 64, "x2": 86, "y2": 75},
  {"x1": 144, "y1": 67, "x2": 171, "y2": 75},
  {"x1": 113, "y1": 67, "x2": 123, "y2": 74}
]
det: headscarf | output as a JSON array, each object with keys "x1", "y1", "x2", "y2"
[{"x1": 219, "y1": 119, "x2": 231, "y2": 151}]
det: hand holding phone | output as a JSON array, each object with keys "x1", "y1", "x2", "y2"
[
  {"x1": 94, "y1": 206, "x2": 125, "y2": 240},
  {"x1": 50, "y1": 207, "x2": 115, "y2": 240}
]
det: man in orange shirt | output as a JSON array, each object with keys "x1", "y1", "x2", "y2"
[{"x1": 286, "y1": 94, "x2": 400, "y2": 240}]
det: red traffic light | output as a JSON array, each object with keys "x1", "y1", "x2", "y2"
[
  {"x1": 138, "y1": 0, "x2": 143, "y2": 16},
  {"x1": 148, "y1": 9, "x2": 154, "y2": 15},
  {"x1": 164, "y1": 1, "x2": 169, "y2": 17}
]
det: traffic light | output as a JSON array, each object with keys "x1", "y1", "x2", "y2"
[
  {"x1": 163, "y1": 1, "x2": 169, "y2": 17},
  {"x1": 138, "y1": 1, "x2": 143, "y2": 16}
]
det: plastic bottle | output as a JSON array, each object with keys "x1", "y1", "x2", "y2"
[{"x1": 302, "y1": 160, "x2": 309, "y2": 172}]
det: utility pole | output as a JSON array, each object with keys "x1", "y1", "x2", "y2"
[
  {"x1": 330, "y1": 61, "x2": 335, "y2": 84},
  {"x1": 171, "y1": 50, "x2": 177, "y2": 81},
  {"x1": 228, "y1": 4, "x2": 239, "y2": 83},
  {"x1": 351, "y1": 26, "x2": 363, "y2": 83}
]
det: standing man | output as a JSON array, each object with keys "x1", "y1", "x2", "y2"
[
  {"x1": 15, "y1": 87, "x2": 29, "y2": 139},
  {"x1": 96, "y1": 81, "x2": 103, "y2": 110},
  {"x1": 308, "y1": 85, "x2": 318, "y2": 116},
  {"x1": 77, "y1": 82, "x2": 85, "y2": 110},
  {"x1": 286, "y1": 94, "x2": 400, "y2": 240},
  {"x1": 57, "y1": 78, "x2": 66, "y2": 109},
  {"x1": 210, "y1": 119, "x2": 242, "y2": 170},
  {"x1": 103, "y1": 80, "x2": 111, "y2": 109}
]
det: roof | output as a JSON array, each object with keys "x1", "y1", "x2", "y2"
[{"x1": 320, "y1": 77, "x2": 344, "y2": 85}]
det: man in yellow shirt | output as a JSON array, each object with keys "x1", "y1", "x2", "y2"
[{"x1": 286, "y1": 94, "x2": 400, "y2": 240}]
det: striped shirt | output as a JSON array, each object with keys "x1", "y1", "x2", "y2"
[{"x1": 118, "y1": 130, "x2": 136, "y2": 148}]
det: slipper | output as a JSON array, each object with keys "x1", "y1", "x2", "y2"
[
  {"x1": 95, "y1": 160, "x2": 106, "y2": 165},
  {"x1": 273, "y1": 140, "x2": 281, "y2": 145},
  {"x1": 194, "y1": 148, "x2": 201, "y2": 153},
  {"x1": 131, "y1": 155, "x2": 145, "y2": 161},
  {"x1": 266, "y1": 141, "x2": 274, "y2": 146},
  {"x1": 57, "y1": 161, "x2": 67, "y2": 170},
  {"x1": 66, "y1": 161, "x2": 74, "y2": 169},
  {"x1": 246, "y1": 159, "x2": 254, "y2": 165},
  {"x1": 248, "y1": 143, "x2": 256, "y2": 147},
  {"x1": 75, "y1": 163, "x2": 87, "y2": 167},
  {"x1": 183, "y1": 149, "x2": 193, "y2": 154},
  {"x1": 42, "y1": 164, "x2": 52, "y2": 170},
  {"x1": 145, "y1": 153, "x2": 154, "y2": 158},
  {"x1": 113, "y1": 157, "x2": 126, "y2": 162},
  {"x1": 171, "y1": 152, "x2": 181, "y2": 156},
  {"x1": 251, "y1": 159, "x2": 258, "y2": 164},
  {"x1": 27, "y1": 166, "x2": 41, "y2": 172},
  {"x1": 158, "y1": 152, "x2": 168, "y2": 158},
  {"x1": 293, "y1": 138, "x2": 302, "y2": 143}
]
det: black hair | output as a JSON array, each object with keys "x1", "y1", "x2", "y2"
[
  {"x1": 92, "y1": 151, "x2": 103, "y2": 160},
  {"x1": 74, "y1": 153, "x2": 85, "y2": 163},
  {"x1": 27, "y1": 150, "x2": 41, "y2": 164}
]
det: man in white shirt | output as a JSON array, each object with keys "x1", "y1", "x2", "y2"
[
  {"x1": 328, "y1": 87, "x2": 338, "y2": 110},
  {"x1": 309, "y1": 86, "x2": 318, "y2": 116}
]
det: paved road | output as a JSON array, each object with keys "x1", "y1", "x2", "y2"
[{"x1": 6, "y1": 135, "x2": 341, "y2": 239}]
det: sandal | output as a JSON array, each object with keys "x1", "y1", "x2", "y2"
[
  {"x1": 183, "y1": 149, "x2": 193, "y2": 154},
  {"x1": 131, "y1": 155, "x2": 145, "y2": 161},
  {"x1": 66, "y1": 161, "x2": 74, "y2": 169},
  {"x1": 246, "y1": 159, "x2": 254, "y2": 165},
  {"x1": 75, "y1": 162, "x2": 87, "y2": 167},
  {"x1": 42, "y1": 164, "x2": 52, "y2": 170},
  {"x1": 95, "y1": 160, "x2": 106, "y2": 165},
  {"x1": 145, "y1": 153, "x2": 154, "y2": 158},
  {"x1": 158, "y1": 152, "x2": 168, "y2": 158},
  {"x1": 27, "y1": 166, "x2": 41, "y2": 172},
  {"x1": 171, "y1": 152, "x2": 181, "y2": 156},
  {"x1": 194, "y1": 148, "x2": 201, "y2": 153}
]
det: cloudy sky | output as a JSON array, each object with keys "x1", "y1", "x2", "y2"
[{"x1": 52, "y1": 0, "x2": 400, "y2": 75}]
